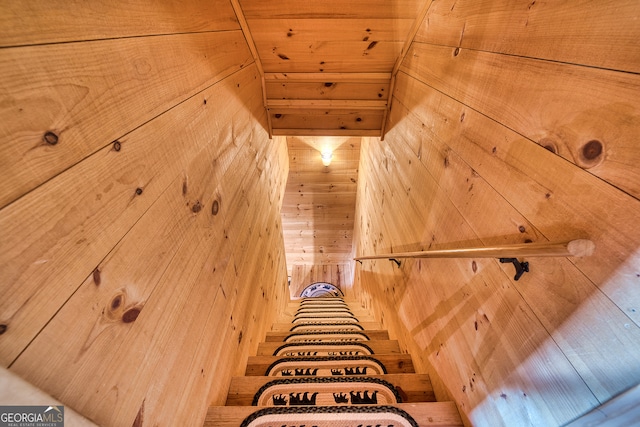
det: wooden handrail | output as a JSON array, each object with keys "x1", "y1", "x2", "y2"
[{"x1": 355, "y1": 239, "x2": 595, "y2": 261}]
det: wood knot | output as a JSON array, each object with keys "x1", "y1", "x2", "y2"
[
  {"x1": 111, "y1": 295, "x2": 122, "y2": 310},
  {"x1": 93, "y1": 268, "x2": 101, "y2": 286},
  {"x1": 122, "y1": 307, "x2": 141, "y2": 323},
  {"x1": 472, "y1": 261, "x2": 477, "y2": 273},
  {"x1": 578, "y1": 139, "x2": 604, "y2": 168},
  {"x1": 324, "y1": 82, "x2": 333, "y2": 87},
  {"x1": 275, "y1": 113, "x2": 282, "y2": 119},
  {"x1": 113, "y1": 140, "x2": 121, "y2": 151},
  {"x1": 0, "y1": 324, "x2": 7, "y2": 335},
  {"x1": 454, "y1": 47, "x2": 460, "y2": 56},
  {"x1": 538, "y1": 138, "x2": 557, "y2": 154},
  {"x1": 582, "y1": 140, "x2": 602, "y2": 160},
  {"x1": 211, "y1": 199, "x2": 220, "y2": 215},
  {"x1": 519, "y1": 225, "x2": 526, "y2": 233},
  {"x1": 43, "y1": 131, "x2": 59, "y2": 145},
  {"x1": 191, "y1": 201, "x2": 202, "y2": 213},
  {"x1": 135, "y1": 187, "x2": 143, "y2": 195}
]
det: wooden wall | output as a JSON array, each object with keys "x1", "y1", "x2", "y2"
[
  {"x1": 289, "y1": 263, "x2": 354, "y2": 298},
  {"x1": 0, "y1": 2, "x2": 290, "y2": 426},
  {"x1": 353, "y1": 1, "x2": 640, "y2": 426},
  {"x1": 282, "y1": 137, "x2": 360, "y2": 272}
]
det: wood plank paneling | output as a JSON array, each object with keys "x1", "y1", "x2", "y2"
[
  {"x1": 267, "y1": 81, "x2": 390, "y2": 101},
  {"x1": 271, "y1": 110, "x2": 383, "y2": 131},
  {"x1": 354, "y1": 134, "x2": 602, "y2": 426},
  {"x1": 4, "y1": 55, "x2": 289, "y2": 427},
  {"x1": 415, "y1": 0, "x2": 640, "y2": 73},
  {"x1": 237, "y1": 0, "x2": 423, "y2": 136},
  {"x1": 0, "y1": 64, "x2": 262, "y2": 366},
  {"x1": 0, "y1": 31, "x2": 252, "y2": 209},
  {"x1": 400, "y1": 42, "x2": 640, "y2": 199},
  {"x1": 259, "y1": 41, "x2": 402, "y2": 73},
  {"x1": 355, "y1": 1, "x2": 640, "y2": 424},
  {"x1": 239, "y1": 0, "x2": 423, "y2": 19},
  {"x1": 389, "y1": 72, "x2": 640, "y2": 400},
  {"x1": 0, "y1": 0, "x2": 239, "y2": 47},
  {"x1": 248, "y1": 18, "x2": 413, "y2": 44},
  {"x1": 281, "y1": 137, "x2": 359, "y2": 278}
]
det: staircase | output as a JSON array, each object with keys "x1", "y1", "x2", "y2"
[{"x1": 205, "y1": 296, "x2": 463, "y2": 426}]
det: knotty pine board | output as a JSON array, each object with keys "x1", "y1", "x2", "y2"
[
  {"x1": 11, "y1": 100, "x2": 285, "y2": 427},
  {"x1": 0, "y1": 0, "x2": 239, "y2": 47},
  {"x1": 247, "y1": 18, "x2": 413, "y2": 44},
  {"x1": 392, "y1": 71, "x2": 640, "y2": 327},
  {"x1": 414, "y1": 0, "x2": 640, "y2": 73},
  {"x1": 400, "y1": 42, "x2": 640, "y2": 199},
  {"x1": 238, "y1": 0, "x2": 423, "y2": 19},
  {"x1": 259, "y1": 42, "x2": 400, "y2": 74},
  {"x1": 267, "y1": 81, "x2": 390, "y2": 101},
  {"x1": 0, "y1": 65, "x2": 263, "y2": 366},
  {"x1": 270, "y1": 109, "x2": 384, "y2": 131},
  {"x1": 386, "y1": 80, "x2": 640, "y2": 402},
  {"x1": 0, "y1": 30, "x2": 252, "y2": 208},
  {"x1": 353, "y1": 72, "x2": 640, "y2": 425}
]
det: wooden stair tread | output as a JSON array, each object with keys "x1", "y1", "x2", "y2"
[
  {"x1": 264, "y1": 329, "x2": 389, "y2": 342},
  {"x1": 257, "y1": 339, "x2": 402, "y2": 356},
  {"x1": 205, "y1": 402, "x2": 463, "y2": 426},
  {"x1": 245, "y1": 353, "x2": 415, "y2": 376},
  {"x1": 226, "y1": 373, "x2": 436, "y2": 405}
]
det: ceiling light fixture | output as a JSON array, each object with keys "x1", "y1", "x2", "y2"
[{"x1": 321, "y1": 150, "x2": 332, "y2": 166}]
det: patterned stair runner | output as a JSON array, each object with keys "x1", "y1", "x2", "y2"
[{"x1": 205, "y1": 295, "x2": 463, "y2": 427}]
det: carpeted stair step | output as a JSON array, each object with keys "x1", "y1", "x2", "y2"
[
  {"x1": 269, "y1": 321, "x2": 383, "y2": 332},
  {"x1": 264, "y1": 329, "x2": 389, "y2": 342},
  {"x1": 257, "y1": 339, "x2": 402, "y2": 356},
  {"x1": 245, "y1": 354, "x2": 415, "y2": 376},
  {"x1": 226, "y1": 373, "x2": 436, "y2": 405},
  {"x1": 205, "y1": 402, "x2": 464, "y2": 426}
]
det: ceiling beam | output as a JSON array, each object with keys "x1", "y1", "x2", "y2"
[
  {"x1": 230, "y1": 0, "x2": 273, "y2": 138},
  {"x1": 265, "y1": 72, "x2": 391, "y2": 83},
  {"x1": 272, "y1": 129, "x2": 380, "y2": 137},
  {"x1": 381, "y1": 0, "x2": 435, "y2": 140},
  {"x1": 267, "y1": 99, "x2": 387, "y2": 110}
]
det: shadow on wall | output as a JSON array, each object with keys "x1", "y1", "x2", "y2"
[{"x1": 353, "y1": 100, "x2": 640, "y2": 426}]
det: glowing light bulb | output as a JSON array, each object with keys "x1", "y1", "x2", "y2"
[{"x1": 321, "y1": 150, "x2": 332, "y2": 166}]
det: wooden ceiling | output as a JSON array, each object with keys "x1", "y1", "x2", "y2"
[
  {"x1": 232, "y1": 1, "x2": 427, "y2": 274},
  {"x1": 234, "y1": 0, "x2": 426, "y2": 137}
]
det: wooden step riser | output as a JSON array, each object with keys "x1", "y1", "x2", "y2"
[
  {"x1": 245, "y1": 354, "x2": 415, "y2": 376},
  {"x1": 226, "y1": 373, "x2": 436, "y2": 405},
  {"x1": 205, "y1": 402, "x2": 463, "y2": 427},
  {"x1": 257, "y1": 340, "x2": 402, "y2": 356}
]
